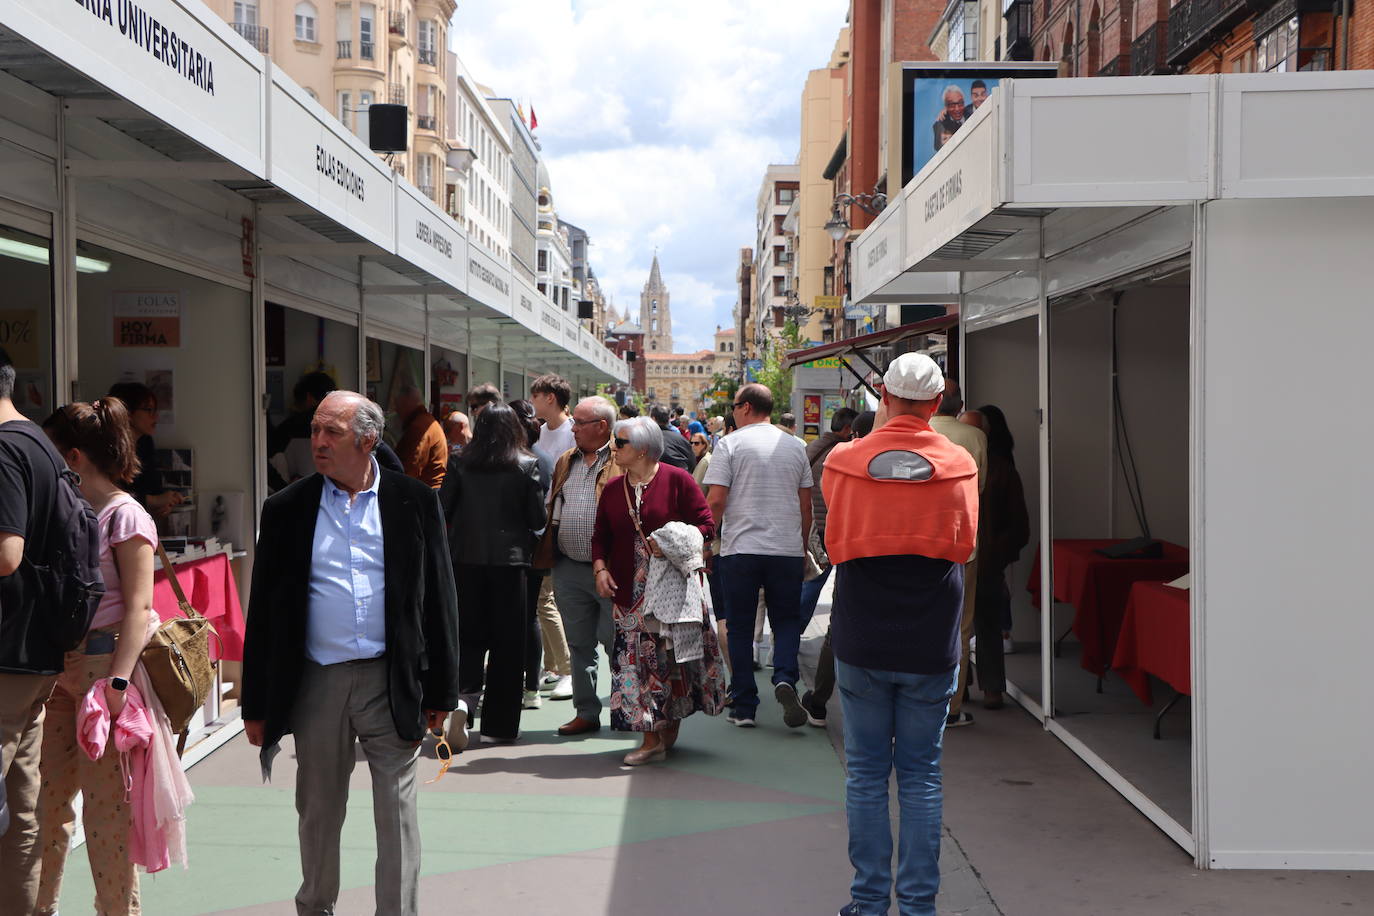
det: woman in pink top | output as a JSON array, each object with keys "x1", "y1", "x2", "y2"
[{"x1": 35, "y1": 398, "x2": 158, "y2": 915}]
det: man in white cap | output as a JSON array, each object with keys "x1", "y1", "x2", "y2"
[{"x1": 821, "y1": 353, "x2": 979, "y2": 916}]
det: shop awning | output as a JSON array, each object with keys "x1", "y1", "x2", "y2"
[
  {"x1": 784, "y1": 314, "x2": 957, "y2": 371},
  {"x1": 849, "y1": 72, "x2": 1374, "y2": 329}
]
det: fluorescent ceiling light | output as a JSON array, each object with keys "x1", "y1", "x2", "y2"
[{"x1": 0, "y1": 236, "x2": 111, "y2": 273}]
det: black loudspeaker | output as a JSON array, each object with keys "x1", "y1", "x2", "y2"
[
  {"x1": 625, "y1": 351, "x2": 637, "y2": 362},
  {"x1": 369, "y1": 104, "x2": 408, "y2": 153},
  {"x1": 577, "y1": 300, "x2": 594, "y2": 319}
]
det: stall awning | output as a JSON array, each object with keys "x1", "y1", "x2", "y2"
[
  {"x1": 849, "y1": 72, "x2": 1374, "y2": 326},
  {"x1": 784, "y1": 314, "x2": 957, "y2": 370}
]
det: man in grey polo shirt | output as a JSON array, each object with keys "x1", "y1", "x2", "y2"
[
  {"x1": 704, "y1": 383, "x2": 813, "y2": 728},
  {"x1": 540, "y1": 396, "x2": 619, "y2": 736}
]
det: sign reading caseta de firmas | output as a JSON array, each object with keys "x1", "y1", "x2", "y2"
[
  {"x1": 924, "y1": 169, "x2": 963, "y2": 223},
  {"x1": 315, "y1": 146, "x2": 365, "y2": 201},
  {"x1": 73, "y1": 0, "x2": 217, "y2": 95}
]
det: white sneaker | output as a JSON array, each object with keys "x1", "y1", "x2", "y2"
[
  {"x1": 549, "y1": 674, "x2": 573, "y2": 700},
  {"x1": 539, "y1": 671, "x2": 560, "y2": 691},
  {"x1": 446, "y1": 700, "x2": 470, "y2": 752},
  {"x1": 1002, "y1": 636, "x2": 1016, "y2": 654},
  {"x1": 522, "y1": 689, "x2": 542, "y2": 710}
]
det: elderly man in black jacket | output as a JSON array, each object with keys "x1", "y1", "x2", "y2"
[
  {"x1": 650, "y1": 404, "x2": 696, "y2": 472},
  {"x1": 242, "y1": 391, "x2": 459, "y2": 916}
]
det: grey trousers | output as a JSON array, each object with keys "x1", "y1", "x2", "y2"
[
  {"x1": 291, "y1": 658, "x2": 420, "y2": 916},
  {"x1": 552, "y1": 557, "x2": 614, "y2": 723}
]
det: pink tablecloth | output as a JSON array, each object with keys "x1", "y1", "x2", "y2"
[{"x1": 153, "y1": 553, "x2": 246, "y2": 662}]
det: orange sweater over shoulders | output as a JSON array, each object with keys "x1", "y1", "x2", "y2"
[{"x1": 821, "y1": 414, "x2": 979, "y2": 566}]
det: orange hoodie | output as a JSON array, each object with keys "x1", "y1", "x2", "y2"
[{"x1": 821, "y1": 414, "x2": 979, "y2": 566}]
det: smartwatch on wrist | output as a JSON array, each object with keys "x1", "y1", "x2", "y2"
[{"x1": 109, "y1": 677, "x2": 129, "y2": 692}]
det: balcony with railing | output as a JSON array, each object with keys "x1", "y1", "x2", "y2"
[
  {"x1": 336, "y1": 39, "x2": 351, "y2": 59},
  {"x1": 360, "y1": 39, "x2": 375, "y2": 60},
  {"x1": 1167, "y1": 0, "x2": 1264, "y2": 66},
  {"x1": 418, "y1": 185, "x2": 435, "y2": 200},
  {"x1": 1097, "y1": 53, "x2": 1129, "y2": 76},
  {"x1": 389, "y1": 12, "x2": 407, "y2": 45},
  {"x1": 417, "y1": 115, "x2": 436, "y2": 131},
  {"x1": 1132, "y1": 20, "x2": 1170, "y2": 74},
  {"x1": 388, "y1": 83, "x2": 407, "y2": 106},
  {"x1": 418, "y1": 48, "x2": 438, "y2": 66},
  {"x1": 231, "y1": 22, "x2": 269, "y2": 53}
]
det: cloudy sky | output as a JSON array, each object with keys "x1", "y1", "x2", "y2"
[{"x1": 450, "y1": 1, "x2": 848, "y2": 354}]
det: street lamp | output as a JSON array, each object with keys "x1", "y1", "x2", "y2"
[{"x1": 825, "y1": 189, "x2": 890, "y2": 241}]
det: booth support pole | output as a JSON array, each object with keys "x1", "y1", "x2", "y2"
[
  {"x1": 357, "y1": 257, "x2": 367, "y2": 392},
  {"x1": 423, "y1": 295, "x2": 431, "y2": 406},
  {"x1": 53, "y1": 102, "x2": 78, "y2": 401},
  {"x1": 1036, "y1": 216, "x2": 1053, "y2": 728},
  {"x1": 1188, "y1": 200, "x2": 1209, "y2": 868},
  {"x1": 1106, "y1": 296, "x2": 1118, "y2": 536},
  {"x1": 465, "y1": 318, "x2": 474, "y2": 390}
]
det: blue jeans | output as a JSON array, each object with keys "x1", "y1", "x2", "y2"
[
  {"x1": 837, "y1": 660, "x2": 957, "y2": 916},
  {"x1": 717, "y1": 553, "x2": 804, "y2": 715},
  {"x1": 799, "y1": 564, "x2": 832, "y2": 630}
]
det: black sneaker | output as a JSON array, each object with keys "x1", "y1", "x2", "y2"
[
  {"x1": 946, "y1": 711, "x2": 975, "y2": 728},
  {"x1": 800, "y1": 690, "x2": 827, "y2": 727},
  {"x1": 727, "y1": 710, "x2": 757, "y2": 728},
  {"x1": 838, "y1": 904, "x2": 873, "y2": 916},
  {"x1": 775, "y1": 682, "x2": 807, "y2": 728}
]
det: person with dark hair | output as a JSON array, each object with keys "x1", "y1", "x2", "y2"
[
  {"x1": 960, "y1": 405, "x2": 1029, "y2": 709},
  {"x1": 968, "y1": 79, "x2": 990, "y2": 114},
  {"x1": 107, "y1": 381, "x2": 183, "y2": 517},
  {"x1": 649, "y1": 404, "x2": 696, "y2": 472},
  {"x1": 243, "y1": 391, "x2": 459, "y2": 916},
  {"x1": 267, "y1": 371, "x2": 338, "y2": 493},
  {"x1": 852, "y1": 410, "x2": 876, "y2": 438},
  {"x1": 618, "y1": 403, "x2": 640, "y2": 419},
  {"x1": 524, "y1": 379, "x2": 576, "y2": 700},
  {"x1": 0, "y1": 349, "x2": 79, "y2": 911},
  {"x1": 439, "y1": 403, "x2": 545, "y2": 742},
  {"x1": 394, "y1": 384, "x2": 447, "y2": 489},
  {"x1": 530, "y1": 374, "x2": 575, "y2": 470},
  {"x1": 509, "y1": 398, "x2": 560, "y2": 710},
  {"x1": 37, "y1": 397, "x2": 181, "y2": 912},
  {"x1": 466, "y1": 382, "x2": 502, "y2": 418},
  {"x1": 779, "y1": 412, "x2": 805, "y2": 445},
  {"x1": 929, "y1": 376, "x2": 986, "y2": 729},
  {"x1": 704, "y1": 382, "x2": 814, "y2": 729},
  {"x1": 797, "y1": 406, "x2": 860, "y2": 727}
]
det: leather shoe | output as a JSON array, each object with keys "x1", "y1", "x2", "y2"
[
  {"x1": 623, "y1": 743, "x2": 666, "y2": 766},
  {"x1": 557, "y1": 716, "x2": 601, "y2": 736}
]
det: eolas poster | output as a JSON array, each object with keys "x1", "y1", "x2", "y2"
[{"x1": 113, "y1": 290, "x2": 181, "y2": 347}]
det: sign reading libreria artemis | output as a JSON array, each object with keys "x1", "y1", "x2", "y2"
[{"x1": 73, "y1": 0, "x2": 218, "y2": 94}]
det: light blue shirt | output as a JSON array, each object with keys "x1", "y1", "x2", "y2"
[{"x1": 305, "y1": 457, "x2": 387, "y2": 665}]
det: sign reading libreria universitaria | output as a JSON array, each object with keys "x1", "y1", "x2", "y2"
[{"x1": 72, "y1": 0, "x2": 218, "y2": 94}]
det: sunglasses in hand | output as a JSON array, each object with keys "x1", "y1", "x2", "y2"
[{"x1": 426, "y1": 728, "x2": 455, "y2": 784}]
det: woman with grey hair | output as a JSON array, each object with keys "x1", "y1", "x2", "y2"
[{"x1": 591, "y1": 416, "x2": 726, "y2": 765}]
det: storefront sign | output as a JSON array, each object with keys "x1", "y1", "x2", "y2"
[
  {"x1": 904, "y1": 108, "x2": 997, "y2": 270},
  {"x1": 268, "y1": 75, "x2": 394, "y2": 249},
  {"x1": 112, "y1": 289, "x2": 180, "y2": 347},
  {"x1": 563, "y1": 316, "x2": 579, "y2": 347},
  {"x1": 511, "y1": 275, "x2": 543, "y2": 334},
  {"x1": 6, "y1": 0, "x2": 265, "y2": 175},
  {"x1": 0, "y1": 309, "x2": 40, "y2": 368},
  {"x1": 851, "y1": 203, "x2": 903, "y2": 305},
  {"x1": 814, "y1": 295, "x2": 842, "y2": 311},
  {"x1": 466, "y1": 244, "x2": 511, "y2": 314},
  {"x1": 395, "y1": 183, "x2": 466, "y2": 292}
]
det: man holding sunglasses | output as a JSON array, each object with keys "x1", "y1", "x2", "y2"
[{"x1": 703, "y1": 383, "x2": 813, "y2": 728}]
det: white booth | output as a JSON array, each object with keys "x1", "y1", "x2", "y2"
[
  {"x1": 849, "y1": 71, "x2": 1374, "y2": 870},
  {"x1": 0, "y1": 1, "x2": 625, "y2": 758}
]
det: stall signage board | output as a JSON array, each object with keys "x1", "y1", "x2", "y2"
[
  {"x1": 563, "y1": 315, "x2": 579, "y2": 349},
  {"x1": 269, "y1": 74, "x2": 394, "y2": 250},
  {"x1": 540, "y1": 300, "x2": 563, "y2": 348},
  {"x1": 3, "y1": 0, "x2": 266, "y2": 175},
  {"x1": 0, "y1": 308, "x2": 39, "y2": 368},
  {"x1": 112, "y1": 289, "x2": 180, "y2": 347},
  {"x1": 851, "y1": 203, "x2": 903, "y2": 305},
  {"x1": 511, "y1": 275, "x2": 542, "y2": 334},
  {"x1": 466, "y1": 244, "x2": 512, "y2": 316},
  {"x1": 395, "y1": 183, "x2": 466, "y2": 293},
  {"x1": 904, "y1": 102, "x2": 998, "y2": 271}
]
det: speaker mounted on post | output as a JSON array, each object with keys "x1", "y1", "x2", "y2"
[{"x1": 369, "y1": 104, "x2": 408, "y2": 153}]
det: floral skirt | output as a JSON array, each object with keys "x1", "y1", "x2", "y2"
[{"x1": 609, "y1": 603, "x2": 727, "y2": 733}]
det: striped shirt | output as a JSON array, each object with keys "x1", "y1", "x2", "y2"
[
  {"x1": 556, "y1": 444, "x2": 611, "y2": 562},
  {"x1": 702, "y1": 422, "x2": 813, "y2": 557}
]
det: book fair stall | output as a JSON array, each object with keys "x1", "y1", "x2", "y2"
[
  {"x1": 0, "y1": 0, "x2": 626, "y2": 763},
  {"x1": 847, "y1": 70, "x2": 1374, "y2": 870}
]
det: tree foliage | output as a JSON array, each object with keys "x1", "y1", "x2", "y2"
[{"x1": 753, "y1": 320, "x2": 808, "y2": 421}]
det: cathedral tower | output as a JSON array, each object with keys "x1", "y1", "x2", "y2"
[{"x1": 639, "y1": 254, "x2": 672, "y2": 352}]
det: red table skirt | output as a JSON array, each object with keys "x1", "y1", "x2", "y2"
[
  {"x1": 153, "y1": 552, "x2": 246, "y2": 662},
  {"x1": 1112, "y1": 580, "x2": 1191, "y2": 705},
  {"x1": 1027, "y1": 539, "x2": 1189, "y2": 677}
]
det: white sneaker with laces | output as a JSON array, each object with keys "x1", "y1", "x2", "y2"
[
  {"x1": 522, "y1": 689, "x2": 542, "y2": 710},
  {"x1": 549, "y1": 674, "x2": 573, "y2": 700}
]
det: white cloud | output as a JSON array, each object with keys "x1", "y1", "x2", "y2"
[{"x1": 450, "y1": 0, "x2": 846, "y2": 354}]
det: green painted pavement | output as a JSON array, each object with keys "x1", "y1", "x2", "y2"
[{"x1": 56, "y1": 658, "x2": 846, "y2": 914}]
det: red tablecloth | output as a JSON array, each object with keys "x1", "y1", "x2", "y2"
[
  {"x1": 1026, "y1": 539, "x2": 1189, "y2": 677},
  {"x1": 153, "y1": 553, "x2": 246, "y2": 662},
  {"x1": 1112, "y1": 581, "x2": 1191, "y2": 705}
]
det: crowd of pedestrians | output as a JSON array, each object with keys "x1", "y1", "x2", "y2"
[{"x1": 0, "y1": 340, "x2": 1024, "y2": 916}]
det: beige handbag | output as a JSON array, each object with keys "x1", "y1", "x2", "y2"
[{"x1": 143, "y1": 544, "x2": 219, "y2": 742}]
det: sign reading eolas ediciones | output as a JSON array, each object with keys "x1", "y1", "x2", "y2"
[
  {"x1": 74, "y1": 0, "x2": 217, "y2": 95},
  {"x1": 316, "y1": 146, "x2": 365, "y2": 201}
]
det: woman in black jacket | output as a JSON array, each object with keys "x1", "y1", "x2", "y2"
[
  {"x1": 439, "y1": 403, "x2": 546, "y2": 741},
  {"x1": 510, "y1": 398, "x2": 553, "y2": 710}
]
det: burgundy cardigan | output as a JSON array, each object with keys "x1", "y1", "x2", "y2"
[{"x1": 591, "y1": 463, "x2": 714, "y2": 608}]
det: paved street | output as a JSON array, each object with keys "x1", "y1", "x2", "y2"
[{"x1": 54, "y1": 600, "x2": 1374, "y2": 915}]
